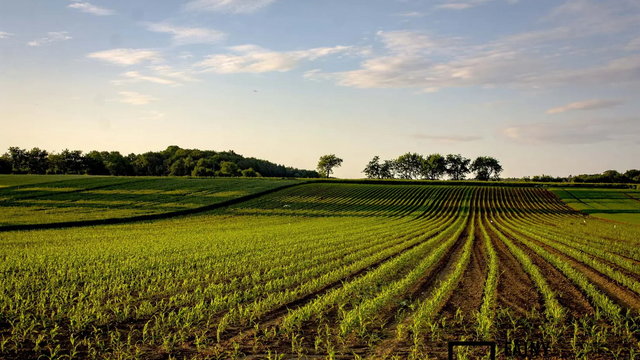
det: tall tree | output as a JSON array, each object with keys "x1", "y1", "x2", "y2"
[
  {"x1": 8, "y1": 147, "x2": 28, "y2": 173},
  {"x1": 363, "y1": 156, "x2": 382, "y2": 179},
  {"x1": 395, "y1": 153, "x2": 423, "y2": 179},
  {"x1": 26, "y1": 148, "x2": 49, "y2": 174},
  {"x1": 445, "y1": 154, "x2": 471, "y2": 180},
  {"x1": 470, "y1": 156, "x2": 503, "y2": 180},
  {"x1": 421, "y1": 153, "x2": 447, "y2": 180},
  {"x1": 317, "y1": 154, "x2": 343, "y2": 178}
]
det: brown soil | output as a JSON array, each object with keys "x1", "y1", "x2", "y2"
[
  {"x1": 522, "y1": 232, "x2": 640, "y2": 312},
  {"x1": 441, "y1": 218, "x2": 488, "y2": 318},
  {"x1": 486, "y1": 221, "x2": 542, "y2": 315},
  {"x1": 499, "y1": 225, "x2": 595, "y2": 317}
]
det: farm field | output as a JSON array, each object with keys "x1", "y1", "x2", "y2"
[
  {"x1": 551, "y1": 187, "x2": 640, "y2": 225},
  {"x1": 0, "y1": 175, "x2": 299, "y2": 227},
  {"x1": 1, "y1": 181, "x2": 640, "y2": 359}
]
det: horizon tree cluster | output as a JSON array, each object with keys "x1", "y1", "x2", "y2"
[
  {"x1": 0, "y1": 146, "x2": 320, "y2": 178},
  {"x1": 363, "y1": 153, "x2": 503, "y2": 181}
]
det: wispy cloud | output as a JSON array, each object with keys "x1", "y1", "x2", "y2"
[
  {"x1": 307, "y1": 1, "x2": 640, "y2": 92},
  {"x1": 436, "y1": 0, "x2": 518, "y2": 11},
  {"x1": 68, "y1": 2, "x2": 114, "y2": 16},
  {"x1": 397, "y1": 11, "x2": 426, "y2": 17},
  {"x1": 118, "y1": 91, "x2": 157, "y2": 105},
  {"x1": 112, "y1": 65, "x2": 198, "y2": 86},
  {"x1": 196, "y1": 44, "x2": 353, "y2": 74},
  {"x1": 27, "y1": 31, "x2": 72, "y2": 47},
  {"x1": 139, "y1": 110, "x2": 166, "y2": 121},
  {"x1": 185, "y1": 0, "x2": 277, "y2": 13},
  {"x1": 546, "y1": 99, "x2": 623, "y2": 114},
  {"x1": 412, "y1": 134, "x2": 482, "y2": 143},
  {"x1": 87, "y1": 48, "x2": 161, "y2": 66},
  {"x1": 502, "y1": 117, "x2": 639, "y2": 144},
  {"x1": 0, "y1": 31, "x2": 13, "y2": 39},
  {"x1": 145, "y1": 23, "x2": 226, "y2": 45},
  {"x1": 116, "y1": 71, "x2": 177, "y2": 85}
]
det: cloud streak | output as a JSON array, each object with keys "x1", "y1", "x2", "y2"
[
  {"x1": 546, "y1": 99, "x2": 623, "y2": 114},
  {"x1": 68, "y1": 2, "x2": 114, "y2": 16},
  {"x1": 0, "y1": 31, "x2": 12, "y2": 39},
  {"x1": 503, "y1": 117, "x2": 639, "y2": 144},
  {"x1": 27, "y1": 31, "x2": 72, "y2": 47},
  {"x1": 412, "y1": 134, "x2": 482, "y2": 143},
  {"x1": 145, "y1": 23, "x2": 226, "y2": 45},
  {"x1": 87, "y1": 48, "x2": 161, "y2": 66},
  {"x1": 307, "y1": 0, "x2": 640, "y2": 93},
  {"x1": 118, "y1": 91, "x2": 157, "y2": 105},
  {"x1": 185, "y1": 0, "x2": 277, "y2": 13},
  {"x1": 196, "y1": 44, "x2": 353, "y2": 74}
]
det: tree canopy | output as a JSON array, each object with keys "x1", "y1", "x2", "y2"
[
  {"x1": 0, "y1": 146, "x2": 319, "y2": 178},
  {"x1": 317, "y1": 154, "x2": 343, "y2": 178}
]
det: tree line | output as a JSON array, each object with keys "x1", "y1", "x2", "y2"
[
  {"x1": 362, "y1": 153, "x2": 503, "y2": 181},
  {"x1": 525, "y1": 169, "x2": 640, "y2": 184},
  {"x1": 0, "y1": 146, "x2": 320, "y2": 178}
]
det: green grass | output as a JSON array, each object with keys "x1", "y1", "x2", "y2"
[
  {"x1": 0, "y1": 175, "x2": 300, "y2": 226},
  {"x1": 551, "y1": 187, "x2": 640, "y2": 225}
]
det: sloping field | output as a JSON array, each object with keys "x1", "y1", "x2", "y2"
[
  {"x1": 552, "y1": 187, "x2": 640, "y2": 225},
  {"x1": 0, "y1": 176, "x2": 299, "y2": 226},
  {"x1": 1, "y1": 183, "x2": 639, "y2": 359}
]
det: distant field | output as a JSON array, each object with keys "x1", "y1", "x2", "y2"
[
  {"x1": 551, "y1": 187, "x2": 640, "y2": 225},
  {"x1": 1, "y1": 182, "x2": 639, "y2": 359},
  {"x1": 0, "y1": 175, "x2": 300, "y2": 226}
]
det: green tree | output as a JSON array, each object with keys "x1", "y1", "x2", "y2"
[
  {"x1": 84, "y1": 151, "x2": 109, "y2": 175},
  {"x1": 8, "y1": 147, "x2": 29, "y2": 173},
  {"x1": 0, "y1": 154, "x2": 11, "y2": 174},
  {"x1": 394, "y1": 153, "x2": 423, "y2": 179},
  {"x1": 470, "y1": 156, "x2": 503, "y2": 181},
  {"x1": 363, "y1": 156, "x2": 382, "y2": 179},
  {"x1": 219, "y1": 161, "x2": 239, "y2": 176},
  {"x1": 26, "y1": 148, "x2": 49, "y2": 174},
  {"x1": 421, "y1": 153, "x2": 447, "y2": 180},
  {"x1": 192, "y1": 158, "x2": 216, "y2": 176},
  {"x1": 241, "y1": 168, "x2": 259, "y2": 177},
  {"x1": 445, "y1": 154, "x2": 471, "y2": 180},
  {"x1": 317, "y1": 154, "x2": 343, "y2": 178}
]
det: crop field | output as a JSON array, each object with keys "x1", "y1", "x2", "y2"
[
  {"x1": 551, "y1": 187, "x2": 640, "y2": 225},
  {"x1": 0, "y1": 176, "x2": 299, "y2": 227},
  {"x1": 1, "y1": 181, "x2": 640, "y2": 359}
]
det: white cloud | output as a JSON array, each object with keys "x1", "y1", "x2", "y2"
[
  {"x1": 196, "y1": 44, "x2": 353, "y2": 74},
  {"x1": 87, "y1": 48, "x2": 161, "y2": 66},
  {"x1": 309, "y1": 0, "x2": 640, "y2": 92},
  {"x1": 185, "y1": 0, "x2": 277, "y2": 13},
  {"x1": 435, "y1": 0, "x2": 517, "y2": 10},
  {"x1": 113, "y1": 66, "x2": 198, "y2": 86},
  {"x1": 397, "y1": 11, "x2": 426, "y2": 17},
  {"x1": 502, "y1": 118, "x2": 639, "y2": 145},
  {"x1": 626, "y1": 37, "x2": 640, "y2": 51},
  {"x1": 68, "y1": 2, "x2": 114, "y2": 16},
  {"x1": 412, "y1": 134, "x2": 482, "y2": 143},
  {"x1": 0, "y1": 31, "x2": 13, "y2": 39},
  {"x1": 27, "y1": 31, "x2": 72, "y2": 47},
  {"x1": 145, "y1": 23, "x2": 226, "y2": 45},
  {"x1": 546, "y1": 99, "x2": 623, "y2": 114},
  {"x1": 117, "y1": 71, "x2": 177, "y2": 85},
  {"x1": 118, "y1": 91, "x2": 157, "y2": 105}
]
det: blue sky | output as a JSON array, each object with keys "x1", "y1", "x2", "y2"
[{"x1": 1, "y1": 0, "x2": 639, "y2": 178}]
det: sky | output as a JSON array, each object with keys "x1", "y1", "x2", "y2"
[{"x1": 1, "y1": 0, "x2": 639, "y2": 178}]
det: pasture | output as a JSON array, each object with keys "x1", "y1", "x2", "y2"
[
  {"x1": 0, "y1": 175, "x2": 299, "y2": 227},
  {"x1": 1, "y1": 178, "x2": 639, "y2": 359},
  {"x1": 551, "y1": 187, "x2": 640, "y2": 225}
]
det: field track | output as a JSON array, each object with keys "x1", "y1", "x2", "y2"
[{"x1": 1, "y1": 182, "x2": 639, "y2": 359}]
